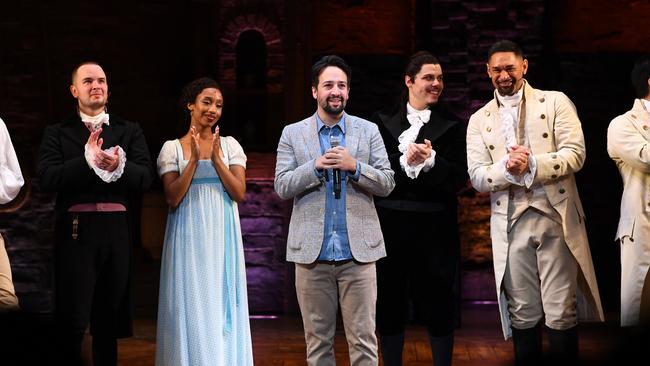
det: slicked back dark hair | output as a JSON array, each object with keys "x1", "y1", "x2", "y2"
[
  {"x1": 71, "y1": 61, "x2": 103, "y2": 84},
  {"x1": 488, "y1": 40, "x2": 525, "y2": 61},
  {"x1": 179, "y1": 77, "x2": 221, "y2": 124},
  {"x1": 631, "y1": 55, "x2": 650, "y2": 99},
  {"x1": 404, "y1": 51, "x2": 441, "y2": 82},
  {"x1": 311, "y1": 55, "x2": 352, "y2": 88}
]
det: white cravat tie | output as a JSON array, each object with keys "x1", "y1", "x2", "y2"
[
  {"x1": 79, "y1": 110, "x2": 110, "y2": 132},
  {"x1": 398, "y1": 103, "x2": 435, "y2": 179},
  {"x1": 496, "y1": 90, "x2": 522, "y2": 150},
  {"x1": 496, "y1": 88, "x2": 536, "y2": 187},
  {"x1": 399, "y1": 104, "x2": 431, "y2": 154}
]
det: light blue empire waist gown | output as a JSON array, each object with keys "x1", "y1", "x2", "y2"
[{"x1": 155, "y1": 139, "x2": 253, "y2": 366}]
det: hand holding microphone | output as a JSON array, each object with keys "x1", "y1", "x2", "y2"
[
  {"x1": 314, "y1": 134, "x2": 357, "y2": 200},
  {"x1": 330, "y1": 134, "x2": 342, "y2": 199}
]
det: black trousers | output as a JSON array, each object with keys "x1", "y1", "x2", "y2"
[
  {"x1": 376, "y1": 207, "x2": 460, "y2": 336},
  {"x1": 54, "y1": 211, "x2": 132, "y2": 364}
]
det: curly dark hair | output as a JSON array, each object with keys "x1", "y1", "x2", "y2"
[{"x1": 179, "y1": 77, "x2": 221, "y2": 124}]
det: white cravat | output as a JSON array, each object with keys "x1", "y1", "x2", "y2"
[
  {"x1": 398, "y1": 103, "x2": 436, "y2": 179},
  {"x1": 496, "y1": 90, "x2": 522, "y2": 150},
  {"x1": 496, "y1": 89, "x2": 536, "y2": 187},
  {"x1": 79, "y1": 110, "x2": 110, "y2": 132}
]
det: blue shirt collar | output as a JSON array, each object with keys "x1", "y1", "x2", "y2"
[{"x1": 316, "y1": 112, "x2": 346, "y2": 134}]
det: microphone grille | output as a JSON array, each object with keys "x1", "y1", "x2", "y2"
[{"x1": 329, "y1": 133, "x2": 341, "y2": 147}]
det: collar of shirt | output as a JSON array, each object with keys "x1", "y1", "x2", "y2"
[
  {"x1": 316, "y1": 113, "x2": 346, "y2": 135},
  {"x1": 406, "y1": 102, "x2": 432, "y2": 126},
  {"x1": 496, "y1": 88, "x2": 524, "y2": 109},
  {"x1": 642, "y1": 99, "x2": 650, "y2": 116},
  {"x1": 79, "y1": 110, "x2": 110, "y2": 132}
]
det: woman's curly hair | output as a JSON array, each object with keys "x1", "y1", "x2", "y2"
[{"x1": 179, "y1": 77, "x2": 221, "y2": 124}]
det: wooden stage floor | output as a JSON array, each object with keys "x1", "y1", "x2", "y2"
[{"x1": 114, "y1": 303, "x2": 642, "y2": 366}]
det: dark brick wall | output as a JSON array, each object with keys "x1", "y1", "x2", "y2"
[
  {"x1": 553, "y1": 0, "x2": 650, "y2": 53},
  {"x1": 239, "y1": 176, "x2": 292, "y2": 314},
  {"x1": 311, "y1": 0, "x2": 414, "y2": 55},
  {"x1": 427, "y1": 0, "x2": 546, "y2": 119}
]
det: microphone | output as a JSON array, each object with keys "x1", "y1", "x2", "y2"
[{"x1": 330, "y1": 134, "x2": 342, "y2": 199}]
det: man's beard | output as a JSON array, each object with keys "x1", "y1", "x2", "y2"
[
  {"x1": 322, "y1": 97, "x2": 346, "y2": 115},
  {"x1": 496, "y1": 77, "x2": 518, "y2": 96}
]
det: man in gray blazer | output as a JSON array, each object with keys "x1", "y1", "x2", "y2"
[{"x1": 275, "y1": 55, "x2": 395, "y2": 366}]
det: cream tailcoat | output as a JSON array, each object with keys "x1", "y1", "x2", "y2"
[
  {"x1": 607, "y1": 98, "x2": 650, "y2": 326},
  {"x1": 466, "y1": 81, "x2": 604, "y2": 338}
]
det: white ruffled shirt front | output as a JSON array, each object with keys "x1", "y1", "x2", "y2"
[
  {"x1": 398, "y1": 103, "x2": 436, "y2": 179},
  {"x1": 80, "y1": 110, "x2": 126, "y2": 183},
  {"x1": 496, "y1": 90, "x2": 536, "y2": 188},
  {"x1": 0, "y1": 117, "x2": 24, "y2": 204}
]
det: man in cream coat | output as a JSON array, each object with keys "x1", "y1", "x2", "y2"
[
  {"x1": 466, "y1": 40, "x2": 603, "y2": 365},
  {"x1": 275, "y1": 55, "x2": 394, "y2": 366},
  {"x1": 0, "y1": 116, "x2": 24, "y2": 311},
  {"x1": 607, "y1": 55, "x2": 650, "y2": 327}
]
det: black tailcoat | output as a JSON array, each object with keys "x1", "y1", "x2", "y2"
[{"x1": 370, "y1": 101, "x2": 467, "y2": 334}]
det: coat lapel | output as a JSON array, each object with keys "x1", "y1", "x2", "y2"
[
  {"x1": 60, "y1": 114, "x2": 89, "y2": 149},
  {"x1": 101, "y1": 117, "x2": 126, "y2": 149},
  {"x1": 522, "y1": 82, "x2": 546, "y2": 153},
  {"x1": 630, "y1": 99, "x2": 650, "y2": 142},
  {"x1": 418, "y1": 111, "x2": 457, "y2": 144},
  {"x1": 344, "y1": 114, "x2": 360, "y2": 157},
  {"x1": 484, "y1": 100, "x2": 506, "y2": 156},
  {"x1": 301, "y1": 114, "x2": 322, "y2": 160},
  {"x1": 382, "y1": 109, "x2": 408, "y2": 143}
]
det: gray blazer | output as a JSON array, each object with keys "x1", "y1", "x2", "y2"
[{"x1": 274, "y1": 113, "x2": 395, "y2": 264}]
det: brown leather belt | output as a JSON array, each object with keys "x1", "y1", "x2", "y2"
[{"x1": 67, "y1": 203, "x2": 127, "y2": 212}]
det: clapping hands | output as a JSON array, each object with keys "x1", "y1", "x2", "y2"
[
  {"x1": 86, "y1": 128, "x2": 120, "y2": 172},
  {"x1": 506, "y1": 145, "x2": 530, "y2": 176},
  {"x1": 406, "y1": 139, "x2": 433, "y2": 166}
]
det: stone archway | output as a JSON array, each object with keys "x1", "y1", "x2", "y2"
[{"x1": 219, "y1": 14, "x2": 283, "y2": 93}]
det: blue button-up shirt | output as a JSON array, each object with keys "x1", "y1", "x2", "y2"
[{"x1": 315, "y1": 114, "x2": 360, "y2": 261}]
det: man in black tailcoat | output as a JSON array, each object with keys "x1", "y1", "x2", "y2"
[
  {"x1": 37, "y1": 61, "x2": 153, "y2": 366},
  {"x1": 370, "y1": 51, "x2": 467, "y2": 366}
]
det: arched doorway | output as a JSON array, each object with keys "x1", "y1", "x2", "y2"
[
  {"x1": 236, "y1": 30, "x2": 267, "y2": 89},
  {"x1": 234, "y1": 29, "x2": 268, "y2": 149}
]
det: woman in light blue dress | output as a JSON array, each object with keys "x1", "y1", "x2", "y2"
[{"x1": 155, "y1": 77, "x2": 253, "y2": 366}]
